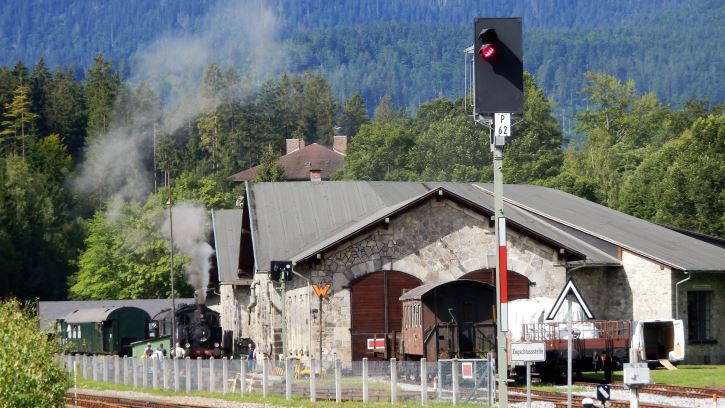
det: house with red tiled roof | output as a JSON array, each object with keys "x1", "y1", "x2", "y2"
[{"x1": 228, "y1": 136, "x2": 347, "y2": 182}]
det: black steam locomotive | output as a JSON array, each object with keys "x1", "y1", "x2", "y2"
[{"x1": 151, "y1": 301, "x2": 223, "y2": 358}]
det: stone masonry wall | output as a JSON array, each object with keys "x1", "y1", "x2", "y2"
[
  {"x1": 675, "y1": 272, "x2": 725, "y2": 364},
  {"x1": 264, "y1": 198, "x2": 568, "y2": 361}
]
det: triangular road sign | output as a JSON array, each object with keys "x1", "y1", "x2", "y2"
[{"x1": 546, "y1": 278, "x2": 595, "y2": 320}]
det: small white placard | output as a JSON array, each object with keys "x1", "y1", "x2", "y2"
[
  {"x1": 510, "y1": 342, "x2": 546, "y2": 362},
  {"x1": 495, "y1": 113, "x2": 511, "y2": 137},
  {"x1": 623, "y1": 363, "x2": 650, "y2": 386}
]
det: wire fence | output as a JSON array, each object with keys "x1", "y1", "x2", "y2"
[{"x1": 60, "y1": 354, "x2": 496, "y2": 405}]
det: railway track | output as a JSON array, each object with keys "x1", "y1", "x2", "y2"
[{"x1": 574, "y1": 380, "x2": 725, "y2": 400}]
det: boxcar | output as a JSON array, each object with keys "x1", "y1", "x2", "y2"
[
  {"x1": 399, "y1": 279, "x2": 497, "y2": 361},
  {"x1": 59, "y1": 306, "x2": 150, "y2": 355}
]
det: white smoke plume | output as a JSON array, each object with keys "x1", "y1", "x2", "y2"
[
  {"x1": 161, "y1": 203, "x2": 215, "y2": 303},
  {"x1": 74, "y1": 0, "x2": 284, "y2": 297}
]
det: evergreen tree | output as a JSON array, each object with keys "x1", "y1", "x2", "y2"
[
  {"x1": 0, "y1": 85, "x2": 38, "y2": 157},
  {"x1": 85, "y1": 53, "x2": 119, "y2": 140},
  {"x1": 339, "y1": 92, "x2": 369, "y2": 137},
  {"x1": 252, "y1": 145, "x2": 286, "y2": 182}
]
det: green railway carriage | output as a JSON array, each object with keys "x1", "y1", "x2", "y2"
[{"x1": 59, "y1": 306, "x2": 150, "y2": 355}]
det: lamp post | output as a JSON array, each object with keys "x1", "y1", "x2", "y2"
[{"x1": 167, "y1": 172, "x2": 176, "y2": 344}]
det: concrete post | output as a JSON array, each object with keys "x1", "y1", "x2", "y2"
[
  {"x1": 309, "y1": 358, "x2": 316, "y2": 402},
  {"x1": 185, "y1": 358, "x2": 191, "y2": 393},
  {"x1": 240, "y1": 357, "x2": 246, "y2": 397},
  {"x1": 132, "y1": 358, "x2": 138, "y2": 388},
  {"x1": 209, "y1": 357, "x2": 215, "y2": 393},
  {"x1": 173, "y1": 358, "x2": 179, "y2": 391},
  {"x1": 102, "y1": 355, "x2": 107, "y2": 383},
  {"x1": 114, "y1": 355, "x2": 120, "y2": 384},
  {"x1": 223, "y1": 357, "x2": 229, "y2": 395},
  {"x1": 362, "y1": 358, "x2": 369, "y2": 403},
  {"x1": 262, "y1": 357, "x2": 268, "y2": 398},
  {"x1": 285, "y1": 357, "x2": 292, "y2": 400},
  {"x1": 335, "y1": 357, "x2": 341, "y2": 403},
  {"x1": 142, "y1": 358, "x2": 148, "y2": 388},
  {"x1": 391, "y1": 358, "x2": 398, "y2": 404},
  {"x1": 421, "y1": 358, "x2": 428, "y2": 405},
  {"x1": 197, "y1": 357, "x2": 202, "y2": 391},
  {"x1": 163, "y1": 359, "x2": 169, "y2": 390},
  {"x1": 92, "y1": 355, "x2": 98, "y2": 381},
  {"x1": 452, "y1": 358, "x2": 459, "y2": 405},
  {"x1": 152, "y1": 358, "x2": 158, "y2": 389}
]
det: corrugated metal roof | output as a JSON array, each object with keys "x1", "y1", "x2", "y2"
[
  {"x1": 212, "y1": 209, "x2": 243, "y2": 283},
  {"x1": 249, "y1": 181, "x2": 429, "y2": 271},
  {"x1": 248, "y1": 182, "x2": 621, "y2": 271},
  {"x1": 482, "y1": 184, "x2": 725, "y2": 273},
  {"x1": 38, "y1": 299, "x2": 194, "y2": 330},
  {"x1": 246, "y1": 181, "x2": 725, "y2": 274},
  {"x1": 287, "y1": 184, "x2": 619, "y2": 265}
]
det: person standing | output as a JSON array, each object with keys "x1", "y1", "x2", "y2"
[
  {"x1": 246, "y1": 342, "x2": 256, "y2": 371},
  {"x1": 174, "y1": 342, "x2": 185, "y2": 359}
]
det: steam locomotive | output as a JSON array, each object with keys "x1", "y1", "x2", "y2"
[{"x1": 151, "y1": 301, "x2": 223, "y2": 358}]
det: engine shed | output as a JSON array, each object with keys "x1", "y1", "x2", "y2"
[{"x1": 400, "y1": 279, "x2": 496, "y2": 361}]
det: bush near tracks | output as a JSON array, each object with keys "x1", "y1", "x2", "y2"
[{"x1": 0, "y1": 298, "x2": 69, "y2": 407}]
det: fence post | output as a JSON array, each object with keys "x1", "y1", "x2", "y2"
[
  {"x1": 122, "y1": 356, "x2": 128, "y2": 386},
  {"x1": 240, "y1": 357, "x2": 246, "y2": 397},
  {"x1": 132, "y1": 358, "x2": 138, "y2": 387},
  {"x1": 152, "y1": 358, "x2": 159, "y2": 389},
  {"x1": 452, "y1": 358, "x2": 459, "y2": 405},
  {"x1": 197, "y1": 357, "x2": 202, "y2": 391},
  {"x1": 285, "y1": 357, "x2": 292, "y2": 400},
  {"x1": 335, "y1": 357, "x2": 342, "y2": 403},
  {"x1": 487, "y1": 354, "x2": 494, "y2": 406},
  {"x1": 114, "y1": 355, "x2": 119, "y2": 384},
  {"x1": 223, "y1": 357, "x2": 229, "y2": 395},
  {"x1": 209, "y1": 357, "x2": 215, "y2": 393},
  {"x1": 391, "y1": 358, "x2": 398, "y2": 405},
  {"x1": 66, "y1": 355, "x2": 72, "y2": 373},
  {"x1": 262, "y1": 356, "x2": 268, "y2": 398},
  {"x1": 173, "y1": 358, "x2": 179, "y2": 391},
  {"x1": 421, "y1": 358, "x2": 428, "y2": 405},
  {"x1": 103, "y1": 355, "x2": 108, "y2": 383},
  {"x1": 362, "y1": 357, "x2": 369, "y2": 403},
  {"x1": 185, "y1": 358, "x2": 191, "y2": 393},
  {"x1": 309, "y1": 358, "x2": 316, "y2": 402},
  {"x1": 163, "y1": 359, "x2": 170, "y2": 390},
  {"x1": 92, "y1": 355, "x2": 97, "y2": 381}
]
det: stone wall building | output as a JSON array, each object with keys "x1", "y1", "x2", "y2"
[{"x1": 212, "y1": 181, "x2": 725, "y2": 364}]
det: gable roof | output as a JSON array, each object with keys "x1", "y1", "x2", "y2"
[
  {"x1": 229, "y1": 143, "x2": 345, "y2": 182},
  {"x1": 488, "y1": 184, "x2": 725, "y2": 273},
  {"x1": 212, "y1": 209, "x2": 243, "y2": 282},
  {"x1": 37, "y1": 298, "x2": 194, "y2": 331},
  {"x1": 244, "y1": 181, "x2": 725, "y2": 274}
]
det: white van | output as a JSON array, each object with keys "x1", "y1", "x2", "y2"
[{"x1": 631, "y1": 319, "x2": 685, "y2": 367}]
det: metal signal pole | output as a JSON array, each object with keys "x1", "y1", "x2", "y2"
[
  {"x1": 491, "y1": 116, "x2": 509, "y2": 408},
  {"x1": 167, "y1": 172, "x2": 176, "y2": 344}
]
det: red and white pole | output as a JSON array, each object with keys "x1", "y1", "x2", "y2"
[{"x1": 498, "y1": 217, "x2": 508, "y2": 332}]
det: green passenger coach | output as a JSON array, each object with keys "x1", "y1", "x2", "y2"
[{"x1": 59, "y1": 306, "x2": 150, "y2": 355}]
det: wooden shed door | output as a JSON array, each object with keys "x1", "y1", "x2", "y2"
[
  {"x1": 461, "y1": 269, "x2": 530, "y2": 300},
  {"x1": 350, "y1": 271, "x2": 421, "y2": 360}
]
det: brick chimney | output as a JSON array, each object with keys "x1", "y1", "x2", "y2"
[
  {"x1": 286, "y1": 138, "x2": 306, "y2": 155},
  {"x1": 309, "y1": 169, "x2": 322, "y2": 182},
  {"x1": 333, "y1": 135, "x2": 348, "y2": 154}
]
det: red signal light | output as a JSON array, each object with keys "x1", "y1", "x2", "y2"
[{"x1": 480, "y1": 44, "x2": 496, "y2": 60}]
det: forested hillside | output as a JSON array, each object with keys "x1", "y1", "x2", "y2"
[
  {"x1": 0, "y1": 1, "x2": 722, "y2": 302},
  {"x1": 1, "y1": 0, "x2": 722, "y2": 127}
]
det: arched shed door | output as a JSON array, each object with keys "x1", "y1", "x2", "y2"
[
  {"x1": 350, "y1": 271, "x2": 421, "y2": 360},
  {"x1": 461, "y1": 269, "x2": 530, "y2": 301}
]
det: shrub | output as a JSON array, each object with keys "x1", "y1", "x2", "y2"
[{"x1": 0, "y1": 298, "x2": 69, "y2": 407}]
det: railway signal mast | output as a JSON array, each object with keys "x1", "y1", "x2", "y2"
[{"x1": 472, "y1": 17, "x2": 523, "y2": 408}]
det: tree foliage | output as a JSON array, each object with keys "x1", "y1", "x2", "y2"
[{"x1": 0, "y1": 298, "x2": 69, "y2": 408}]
